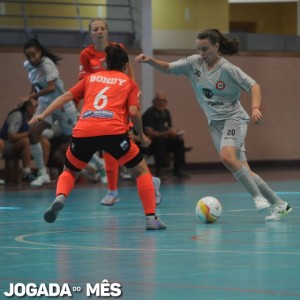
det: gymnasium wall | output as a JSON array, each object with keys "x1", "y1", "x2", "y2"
[
  {"x1": 151, "y1": 1, "x2": 298, "y2": 49},
  {"x1": 230, "y1": 3, "x2": 297, "y2": 35},
  {"x1": 0, "y1": 0, "x2": 107, "y2": 30},
  {"x1": 152, "y1": 0, "x2": 229, "y2": 49},
  {"x1": 1, "y1": 49, "x2": 299, "y2": 164}
]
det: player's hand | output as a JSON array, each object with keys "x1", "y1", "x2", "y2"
[
  {"x1": 140, "y1": 134, "x2": 151, "y2": 148},
  {"x1": 135, "y1": 54, "x2": 151, "y2": 64},
  {"x1": 29, "y1": 115, "x2": 44, "y2": 127},
  {"x1": 252, "y1": 107, "x2": 263, "y2": 125}
]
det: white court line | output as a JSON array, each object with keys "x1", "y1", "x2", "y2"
[
  {"x1": 0, "y1": 213, "x2": 144, "y2": 225},
  {"x1": 1, "y1": 204, "x2": 299, "y2": 224},
  {"x1": 10, "y1": 228, "x2": 300, "y2": 255}
]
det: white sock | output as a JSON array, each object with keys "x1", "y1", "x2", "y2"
[
  {"x1": 152, "y1": 176, "x2": 160, "y2": 185},
  {"x1": 55, "y1": 194, "x2": 66, "y2": 203},
  {"x1": 22, "y1": 167, "x2": 31, "y2": 174},
  {"x1": 146, "y1": 215, "x2": 157, "y2": 220},
  {"x1": 233, "y1": 165, "x2": 261, "y2": 198},
  {"x1": 253, "y1": 174, "x2": 283, "y2": 205},
  {"x1": 30, "y1": 143, "x2": 47, "y2": 175}
]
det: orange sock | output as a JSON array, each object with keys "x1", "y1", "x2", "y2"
[
  {"x1": 103, "y1": 152, "x2": 119, "y2": 191},
  {"x1": 137, "y1": 173, "x2": 156, "y2": 215},
  {"x1": 56, "y1": 170, "x2": 76, "y2": 197}
]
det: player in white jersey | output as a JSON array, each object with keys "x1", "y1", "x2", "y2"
[
  {"x1": 21, "y1": 39, "x2": 77, "y2": 187},
  {"x1": 136, "y1": 28, "x2": 292, "y2": 222}
]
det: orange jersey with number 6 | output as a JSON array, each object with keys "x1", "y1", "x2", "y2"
[{"x1": 69, "y1": 70, "x2": 139, "y2": 137}]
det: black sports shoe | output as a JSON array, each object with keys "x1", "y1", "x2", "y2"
[{"x1": 44, "y1": 200, "x2": 64, "y2": 223}]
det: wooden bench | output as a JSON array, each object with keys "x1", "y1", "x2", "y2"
[{"x1": 3, "y1": 157, "x2": 21, "y2": 184}]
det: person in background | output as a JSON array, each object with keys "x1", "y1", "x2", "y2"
[
  {"x1": 79, "y1": 18, "x2": 161, "y2": 206},
  {"x1": 20, "y1": 38, "x2": 77, "y2": 187},
  {"x1": 29, "y1": 44, "x2": 166, "y2": 230},
  {"x1": 42, "y1": 121, "x2": 107, "y2": 183},
  {"x1": 49, "y1": 138, "x2": 107, "y2": 184},
  {"x1": 142, "y1": 91, "x2": 188, "y2": 179},
  {"x1": 135, "y1": 28, "x2": 292, "y2": 222},
  {"x1": 0, "y1": 99, "x2": 38, "y2": 183}
]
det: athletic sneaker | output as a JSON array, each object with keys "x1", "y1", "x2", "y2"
[
  {"x1": 146, "y1": 215, "x2": 167, "y2": 230},
  {"x1": 44, "y1": 199, "x2": 65, "y2": 223},
  {"x1": 265, "y1": 202, "x2": 292, "y2": 222},
  {"x1": 153, "y1": 176, "x2": 162, "y2": 206},
  {"x1": 100, "y1": 192, "x2": 120, "y2": 206},
  {"x1": 30, "y1": 174, "x2": 50, "y2": 187},
  {"x1": 253, "y1": 195, "x2": 271, "y2": 211}
]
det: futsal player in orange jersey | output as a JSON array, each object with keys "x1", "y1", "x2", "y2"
[
  {"x1": 79, "y1": 18, "x2": 161, "y2": 206},
  {"x1": 29, "y1": 45, "x2": 166, "y2": 230},
  {"x1": 78, "y1": 18, "x2": 135, "y2": 81}
]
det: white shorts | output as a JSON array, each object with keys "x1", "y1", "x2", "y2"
[
  {"x1": 35, "y1": 102, "x2": 77, "y2": 136},
  {"x1": 209, "y1": 119, "x2": 248, "y2": 161}
]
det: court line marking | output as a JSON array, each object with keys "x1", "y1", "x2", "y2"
[
  {"x1": 11, "y1": 229, "x2": 300, "y2": 255},
  {"x1": 0, "y1": 207, "x2": 22, "y2": 210},
  {"x1": 0, "y1": 204, "x2": 299, "y2": 224}
]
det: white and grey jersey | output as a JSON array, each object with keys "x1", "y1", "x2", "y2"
[
  {"x1": 24, "y1": 57, "x2": 70, "y2": 108},
  {"x1": 169, "y1": 55, "x2": 255, "y2": 122}
]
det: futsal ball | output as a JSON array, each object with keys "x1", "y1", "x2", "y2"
[{"x1": 195, "y1": 196, "x2": 222, "y2": 224}]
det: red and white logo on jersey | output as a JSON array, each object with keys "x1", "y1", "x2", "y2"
[{"x1": 216, "y1": 81, "x2": 225, "y2": 90}]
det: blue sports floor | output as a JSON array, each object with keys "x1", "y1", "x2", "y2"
[{"x1": 0, "y1": 168, "x2": 299, "y2": 300}]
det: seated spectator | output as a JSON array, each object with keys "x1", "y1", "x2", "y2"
[
  {"x1": 142, "y1": 91, "x2": 189, "y2": 179},
  {"x1": 0, "y1": 99, "x2": 38, "y2": 183}
]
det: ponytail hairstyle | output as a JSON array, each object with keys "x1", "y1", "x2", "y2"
[
  {"x1": 23, "y1": 38, "x2": 62, "y2": 64},
  {"x1": 197, "y1": 29, "x2": 240, "y2": 55},
  {"x1": 105, "y1": 44, "x2": 129, "y2": 71}
]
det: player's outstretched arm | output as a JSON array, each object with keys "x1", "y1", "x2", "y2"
[
  {"x1": 29, "y1": 91, "x2": 74, "y2": 126},
  {"x1": 135, "y1": 54, "x2": 170, "y2": 73}
]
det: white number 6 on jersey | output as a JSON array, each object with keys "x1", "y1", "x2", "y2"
[{"x1": 94, "y1": 87, "x2": 110, "y2": 109}]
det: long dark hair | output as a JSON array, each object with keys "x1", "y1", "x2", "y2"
[
  {"x1": 197, "y1": 29, "x2": 240, "y2": 55},
  {"x1": 23, "y1": 38, "x2": 62, "y2": 64},
  {"x1": 105, "y1": 44, "x2": 128, "y2": 71}
]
